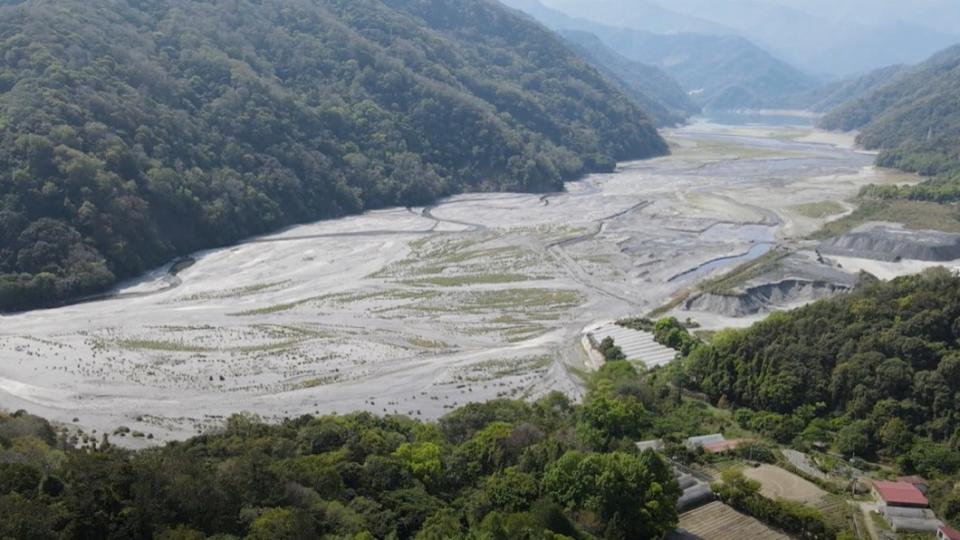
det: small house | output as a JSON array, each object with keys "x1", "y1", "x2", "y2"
[{"x1": 872, "y1": 480, "x2": 929, "y2": 508}]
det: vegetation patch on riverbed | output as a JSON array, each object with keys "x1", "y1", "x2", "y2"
[
  {"x1": 811, "y1": 199, "x2": 960, "y2": 239},
  {"x1": 699, "y1": 249, "x2": 790, "y2": 296},
  {"x1": 788, "y1": 200, "x2": 846, "y2": 219}
]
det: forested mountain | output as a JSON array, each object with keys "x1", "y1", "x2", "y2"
[
  {"x1": 539, "y1": 0, "x2": 959, "y2": 77},
  {"x1": 687, "y1": 269, "x2": 960, "y2": 475},
  {"x1": 643, "y1": 0, "x2": 958, "y2": 76},
  {"x1": 0, "y1": 367, "x2": 689, "y2": 539},
  {"x1": 0, "y1": 0, "x2": 667, "y2": 312},
  {"x1": 559, "y1": 31, "x2": 700, "y2": 126},
  {"x1": 600, "y1": 31, "x2": 817, "y2": 111},
  {"x1": 502, "y1": 0, "x2": 816, "y2": 110},
  {"x1": 800, "y1": 64, "x2": 908, "y2": 113},
  {"x1": 820, "y1": 45, "x2": 960, "y2": 177}
]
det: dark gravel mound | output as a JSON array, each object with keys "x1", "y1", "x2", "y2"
[{"x1": 819, "y1": 226, "x2": 960, "y2": 262}]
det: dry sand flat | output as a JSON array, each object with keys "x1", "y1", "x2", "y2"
[
  {"x1": 0, "y1": 120, "x2": 906, "y2": 444},
  {"x1": 742, "y1": 464, "x2": 827, "y2": 505}
]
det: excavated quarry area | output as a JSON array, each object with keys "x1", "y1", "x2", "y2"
[
  {"x1": 681, "y1": 251, "x2": 860, "y2": 318},
  {"x1": 0, "y1": 119, "x2": 936, "y2": 444},
  {"x1": 819, "y1": 223, "x2": 960, "y2": 262}
]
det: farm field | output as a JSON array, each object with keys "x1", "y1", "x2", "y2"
[
  {"x1": 673, "y1": 501, "x2": 794, "y2": 540},
  {"x1": 743, "y1": 464, "x2": 828, "y2": 505}
]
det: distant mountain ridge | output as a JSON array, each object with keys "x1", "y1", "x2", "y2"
[
  {"x1": 542, "y1": 0, "x2": 736, "y2": 35},
  {"x1": 645, "y1": 0, "x2": 960, "y2": 76},
  {"x1": 559, "y1": 30, "x2": 700, "y2": 126},
  {"x1": 501, "y1": 0, "x2": 816, "y2": 110},
  {"x1": 600, "y1": 30, "x2": 817, "y2": 111}
]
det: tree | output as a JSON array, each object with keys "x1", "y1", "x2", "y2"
[
  {"x1": 0, "y1": 463, "x2": 42, "y2": 496},
  {"x1": 598, "y1": 337, "x2": 626, "y2": 362},
  {"x1": 484, "y1": 467, "x2": 540, "y2": 513},
  {"x1": 900, "y1": 441, "x2": 960, "y2": 477},
  {"x1": 542, "y1": 450, "x2": 679, "y2": 539},
  {"x1": 577, "y1": 391, "x2": 649, "y2": 450},
  {"x1": 247, "y1": 508, "x2": 314, "y2": 540},
  {"x1": 415, "y1": 509, "x2": 464, "y2": 540},
  {"x1": 878, "y1": 418, "x2": 913, "y2": 456},
  {"x1": 393, "y1": 442, "x2": 442, "y2": 486},
  {"x1": 835, "y1": 420, "x2": 873, "y2": 457}
]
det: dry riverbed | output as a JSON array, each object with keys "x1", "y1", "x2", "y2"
[{"x1": 0, "y1": 119, "x2": 929, "y2": 445}]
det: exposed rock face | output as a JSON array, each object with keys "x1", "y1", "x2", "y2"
[
  {"x1": 819, "y1": 226, "x2": 960, "y2": 262},
  {"x1": 685, "y1": 279, "x2": 851, "y2": 317}
]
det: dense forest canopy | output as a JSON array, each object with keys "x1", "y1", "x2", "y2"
[
  {"x1": 0, "y1": 362, "x2": 699, "y2": 540},
  {"x1": 816, "y1": 44, "x2": 960, "y2": 209},
  {"x1": 820, "y1": 45, "x2": 960, "y2": 179},
  {"x1": 798, "y1": 64, "x2": 908, "y2": 114},
  {"x1": 0, "y1": 0, "x2": 666, "y2": 312},
  {"x1": 686, "y1": 269, "x2": 960, "y2": 475}
]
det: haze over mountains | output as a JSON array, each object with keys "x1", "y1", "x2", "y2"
[
  {"x1": 821, "y1": 45, "x2": 960, "y2": 180},
  {"x1": 539, "y1": 0, "x2": 960, "y2": 76},
  {"x1": 559, "y1": 30, "x2": 700, "y2": 126},
  {"x1": 801, "y1": 64, "x2": 909, "y2": 114},
  {"x1": 502, "y1": 0, "x2": 816, "y2": 110},
  {"x1": 5, "y1": 1, "x2": 960, "y2": 538}
]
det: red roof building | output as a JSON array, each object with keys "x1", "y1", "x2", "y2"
[
  {"x1": 898, "y1": 475, "x2": 930, "y2": 494},
  {"x1": 702, "y1": 439, "x2": 745, "y2": 454},
  {"x1": 873, "y1": 480, "x2": 929, "y2": 508},
  {"x1": 939, "y1": 526, "x2": 960, "y2": 540}
]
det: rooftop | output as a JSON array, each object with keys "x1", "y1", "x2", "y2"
[
  {"x1": 873, "y1": 480, "x2": 929, "y2": 507},
  {"x1": 687, "y1": 433, "x2": 726, "y2": 448},
  {"x1": 636, "y1": 439, "x2": 664, "y2": 452},
  {"x1": 703, "y1": 439, "x2": 746, "y2": 454},
  {"x1": 940, "y1": 526, "x2": 960, "y2": 540}
]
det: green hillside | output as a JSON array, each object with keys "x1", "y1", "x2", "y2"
[
  {"x1": 0, "y1": 0, "x2": 666, "y2": 312},
  {"x1": 820, "y1": 45, "x2": 960, "y2": 177},
  {"x1": 801, "y1": 64, "x2": 908, "y2": 113},
  {"x1": 559, "y1": 30, "x2": 700, "y2": 126},
  {"x1": 0, "y1": 369, "x2": 689, "y2": 539},
  {"x1": 679, "y1": 269, "x2": 960, "y2": 527},
  {"x1": 687, "y1": 269, "x2": 960, "y2": 467}
]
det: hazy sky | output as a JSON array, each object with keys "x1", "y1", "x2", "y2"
[
  {"x1": 543, "y1": 0, "x2": 960, "y2": 33},
  {"x1": 757, "y1": 0, "x2": 960, "y2": 29},
  {"x1": 538, "y1": 0, "x2": 960, "y2": 75}
]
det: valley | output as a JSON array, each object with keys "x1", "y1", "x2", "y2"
[
  {"x1": 0, "y1": 116, "x2": 933, "y2": 444},
  {"x1": 4, "y1": 0, "x2": 960, "y2": 537}
]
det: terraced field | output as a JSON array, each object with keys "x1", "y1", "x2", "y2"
[{"x1": 674, "y1": 502, "x2": 793, "y2": 540}]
